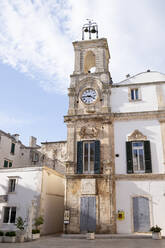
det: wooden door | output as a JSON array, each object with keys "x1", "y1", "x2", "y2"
[
  {"x1": 133, "y1": 197, "x2": 150, "y2": 232},
  {"x1": 80, "y1": 197, "x2": 96, "y2": 232}
]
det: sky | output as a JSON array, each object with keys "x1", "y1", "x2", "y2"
[{"x1": 0, "y1": 0, "x2": 164, "y2": 145}]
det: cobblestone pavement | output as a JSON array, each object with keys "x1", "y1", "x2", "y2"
[{"x1": 1, "y1": 235, "x2": 165, "y2": 248}]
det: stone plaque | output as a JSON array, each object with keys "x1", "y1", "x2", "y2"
[{"x1": 81, "y1": 179, "x2": 96, "y2": 195}]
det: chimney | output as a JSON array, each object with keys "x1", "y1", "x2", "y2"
[
  {"x1": 29, "y1": 136, "x2": 37, "y2": 147},
  {"x1": 12, "y1": 134, "x2": 19, "y2": 142}
]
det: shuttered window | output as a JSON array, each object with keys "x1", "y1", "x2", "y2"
[
  {"x1": 126, "y1": 141, "x2": 152, "y2": 173},
  {"x1": 4, "y1": 160, "x2": 8, "y2": 168},
  {"x1": 11, "y1": 143, "x2": 15, "y2": 155},
  {"x1": 77, "y1": 141, "x2": 83, "y2": 174},
  {"x1": 77, "y1": 140, "x2": 100, "y2": 174},
  {"x1": 144, "y1": 141, "x2": 152, "y2": 173}
]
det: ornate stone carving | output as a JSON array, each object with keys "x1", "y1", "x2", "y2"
[
  {"x1": 79, "y1": 126, "x2": 99, "y2": 138},
  {"x1": 128, "y1": 129, "x2": 147, "y2": 141},
  {"x1": 81, "y1": 179, "x2": 96, "y2": 195}
]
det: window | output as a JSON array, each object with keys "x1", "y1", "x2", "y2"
[
  {"x1": 32, "y1": 152, "x2": 39, "y2": 162},
  {"x1": 11, "y1": 143, "x2": 15, "y2": 155},
  {"x1": 83, "y1": 142, "x2": 95, "y2": 173},
  {"x1": 77, "y1": 140, "x2": 100, "y2": 174},
  {"x1": 4, "y1": 160, "x2": 12, "y2": 168},
  {"x1": 126, "y1": 140, "x2": 152, "y2": 174},
  {"x1": 3, "y1": 207, "x2": 16, "y2": 223},
  {"x1": 129, "y1": 88, "x2": 141, "y2": 101},
  {"x1": 132, "y1": 142, "x2": 145, "y2": 172},
  {"x1": 8, "y1": 179, "x2": 16, "y2": 193}
]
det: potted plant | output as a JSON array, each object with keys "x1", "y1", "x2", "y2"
[
  {"x1": 150, "y1": 225, "x2": 162, "y2": 240},
  {"x1": 4, "y1": 231, "x2": 16, "y2": 243},
  {"x1": 0, "y1": 231, "x2": 4, "y2": 242},
  {"x1": 32, "y1": 216, "x2": 44, "y2": 240},
  {"x1": 15, "y1": 216, "x2": 26, "y2": 242}
]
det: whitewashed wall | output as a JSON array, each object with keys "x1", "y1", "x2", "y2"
[
  {"x1": 111, "y1": 84, "x2": 158, "y2": 113},
  {"x1": 116, "y1": 180, "x2": 165, "y2": 235},
  {"x1": 114, "y1": 119, "x2": 164, "y2": 174},
  {"x1": 0, "y1": 167, "x2": 42, "y2": 231}
]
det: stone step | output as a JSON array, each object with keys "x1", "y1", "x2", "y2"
[{"x1": 61, "y1": 233, "x2": 155, "y2": 239}]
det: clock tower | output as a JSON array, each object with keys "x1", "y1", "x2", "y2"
[{"x1": 64, "y1": 21, "x2": 116, "y2": 234}]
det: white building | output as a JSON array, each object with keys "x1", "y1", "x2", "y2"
[
  {"x1": 0, "y1": 166, "x2": 65, "y2": 235},
  {"x1": 112, "y1": 71, "x2": 165, "y2": 235},
  {"x1": 0, "y1": 130, "x2": 66, "y2": 235}
]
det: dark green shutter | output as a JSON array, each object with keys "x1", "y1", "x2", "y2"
[
  {"x1": 94, "y1": 140, "x2": 100, "y2": 174},
  {"x1": 4, "y1": 160, "x2": 8, "y2": 168},
  {"x1": 144, "y1": 141, "x2": 152, "y2": 173},
  {"x1": 11, "y1": 143, "x2": 15, "y2": 154},
  {"x1": 77, "y1": 141, "x2": 83, "y2": 174},
  {"x1": 9, "y1": 162, "x2": 12, "y2": 168},
  {"x1": 126, "y1": 142, "x2": 133, "y2": 173}
]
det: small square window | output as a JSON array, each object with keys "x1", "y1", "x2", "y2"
[
  {"x1": 8, "y1": 179, "x2": 16, "y2": 193},
  {"x1": 131, "y1": 88, "x2": 139, "y2": 100}
]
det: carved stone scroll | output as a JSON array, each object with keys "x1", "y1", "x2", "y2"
[{"x1": 79, "y1": 126, "x2": 99, "y2": 139}]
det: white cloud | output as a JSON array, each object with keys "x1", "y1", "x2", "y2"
[{"x1": 0, "y1": 0, "x2": 164, "y2": 93}]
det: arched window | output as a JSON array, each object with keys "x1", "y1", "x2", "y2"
[{"x1": 84, "y1": 51, "x2": 96, "y2": 74}]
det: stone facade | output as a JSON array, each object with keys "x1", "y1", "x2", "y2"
[
  {"x1": 64, "y1": 38, "x2": 116, "y2": 234},
  {"x1": 0, "y1": 129, "x2": 66, "y2": 174}
]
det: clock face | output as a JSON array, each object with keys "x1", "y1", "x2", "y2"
[{"x1": 81, "y1": 88, "x2": 97, "y2": 104}]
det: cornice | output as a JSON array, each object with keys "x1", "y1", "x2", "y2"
[
  {"x1": 112, "y1": 81, "x2": 165, "y2": 88},
  {"x1": 114, "y1": 110, "x2": 165, "y2": 121},
  {"x1": 64, "y1": 113, "x2": 113, "y2": 123},
  {"x1": 66, "y1": 174, "x2": 113, "y2": 180},
  {"x1": 64, "y1": 110, "x2": 165, "y2": 122},
  {"x1": 116, "y1": 173, "x2": 165, "y2": 180}
]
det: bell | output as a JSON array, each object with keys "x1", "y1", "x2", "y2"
[
  {"x1": 91, "y1": 27, "x2": 96, "y2": 33},
  {"x1": 84, "y1": 27, "x2": 88, "y2": 32}
]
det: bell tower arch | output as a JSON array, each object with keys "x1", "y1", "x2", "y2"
[{"x1": 84, "y1": 50, "x2": 96, "y2": 73}]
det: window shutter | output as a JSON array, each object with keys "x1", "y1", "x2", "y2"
[
  {"x1": 126, "y1": 142, "x2": 133, "y2": 173},
  {"x1": 4, "y1": 160, "x2": 8, "y2": 168},
  {"x1": 77, "y1": 141, "x2": 83, "y2": 174},
  {"x1": 144, "y1": 141, "x2": 152, "y2": 173},
  {"x1": 11, "y1": 143, "x2": 15, "y2": 154},
  {"x1": 94, "y1": 140, "x2": 100, "y2": 174}
]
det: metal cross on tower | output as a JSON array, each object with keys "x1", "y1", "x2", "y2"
[{"x1": 82, "y1": 19, "x2": 98, "y2": 40}]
